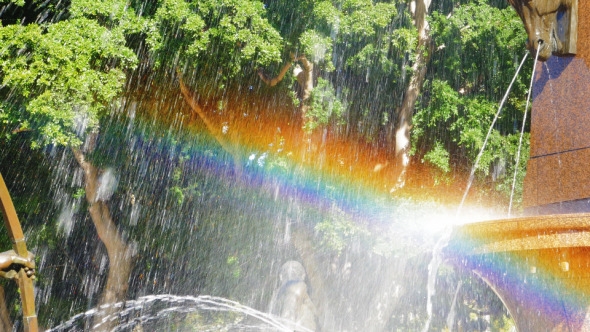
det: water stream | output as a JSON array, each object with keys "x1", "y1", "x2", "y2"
[
  {"x1": 509, "y1": 45, "x2": 541, "y2": 216},
  {"x1": 47, "y1": 294, "x2": 311, "y2": 332},
  {"x1": 458, "y1": 51, "x2": 530, "y2": 212},
  {"x1": 421, "y1": 49, "x2": 534, "y2": 332}
]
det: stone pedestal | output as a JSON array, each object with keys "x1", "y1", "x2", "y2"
[{"x1": 523, "y1": 1, "x2": 590, "y2": 214}]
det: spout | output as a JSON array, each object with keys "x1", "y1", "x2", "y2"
[{"x1": 528, "y1": 39, "x2": 551, "y2": 61}]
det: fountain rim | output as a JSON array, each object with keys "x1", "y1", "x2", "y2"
[{"x1": 448, "y1": 212, "x2": 590, "y2": 255}]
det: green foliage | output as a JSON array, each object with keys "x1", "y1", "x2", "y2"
[
  {"x1": 315, "y1": 208, "x2": 370, "y2": 254},
  {"x1": 313, "y1": 0, "x2": 399, "y2": 41},
  {"x1": 309, "y1": 0, "x2": 414, "y2": 140},
  {"x1": 264, "y1": 0, "x2": 412, "y2": 139},
  {"x1": 69, "y1": 0, "x2": 151, "y2": 34},
  {"x1": 423, "y1": 142, "x2": 451, "y2": 185},
  {"x1": 226, "y1": 255, "x2": 241, "y2": 279},
  {"x1": 494, "y1": 133, "x2": 529, "y2": 205},
  {"x1": 305, "y1": 78, "x2": 345, "y2": 132},
  {"x1": 150, "y1": 0, "x2": 283, "y2": 75},
  {"x1": 310, "y1": 0, "x2": 410, "y2": 76},
  {"x1": 299, "y1": 30, "x2": 333, "y2": 70},
  {"x1": 1, "y1": 0, "x2": 286, "y2": 148},
  {"x1": 0, "y1": 18, "x2": 137, "y2": 147},
  {"x1": 411, "y1": 0, "x2": 531, "y2": 204},
  {"x1": 430, "y1": 0, "x2": 528, "y2": 99},
  {"x1": 412, "y1": 76, "x2": 530, "y2": 206},
  {"x1": 171, "y1": 185, "x2": 185, "y2": 205},
  {"x1": 455, "y1": 97, "x2": 499, "y2": 171},
  {"x1": 72, "y1": 188, "x2": 85, "y2": 200}
]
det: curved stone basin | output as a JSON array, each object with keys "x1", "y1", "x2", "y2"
[{"x1": 446, "y1": 213, "x2": 590, "y2": 332}]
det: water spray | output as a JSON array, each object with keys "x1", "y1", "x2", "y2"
[
  {"x1": 458, "y1": 51, "x2": 530, "y2": 213},
  {"x1": 421, "y1": 49, "x2": 533, "y2": 332},
  {"x1": 509, "y1": 41, "x2": 541, "y2": 216}
]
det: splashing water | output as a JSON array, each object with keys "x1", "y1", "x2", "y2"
[
  {"x1": 420, "y1": 229, "x2": 451, "y2": 332},
  {"x1": 47, "y1": 294, "x2": 312, "y2": 332},
  {"x1": 421, "y1": 50, "x2": 532, "y2": 332},
  {"x1": 445, "y1": 280, "x2": 462, "y2": 330}
]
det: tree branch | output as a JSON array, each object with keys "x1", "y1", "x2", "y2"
[
  {"x1": 258, "y1": 53, "x2": 303, "y2": 87},
  {"x1": 258, "y1": 61, "x2": 293, "y2": 87},
  {"x1": 178, "y1": 76, "x2": 243, "y2": 174}
]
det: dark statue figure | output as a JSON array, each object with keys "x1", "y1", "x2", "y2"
[
  {"x1": 508, "y1": 0, "x2": 578, "y2": 60},
  {"x1": 0, "y1": 250, "x2": 35, "y2": 280},
  {"x1": 269, "y1": 261, "x2": 318, "y2": 331}
]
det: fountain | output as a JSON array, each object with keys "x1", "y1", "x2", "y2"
[
  {"x1": 1, "y1": 1, "x2": 587, "y2": 331},
  {"x1": 446, "y1": 1, "x2": 590, "y2": 331}
]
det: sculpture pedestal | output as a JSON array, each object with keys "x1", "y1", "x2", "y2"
[{"x1": 447, "y1": 213, "x2": 590, "y2": 331}]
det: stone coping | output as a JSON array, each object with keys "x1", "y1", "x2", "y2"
[{"x1": 448, "y1": 213, "x2": 590, "y2": 254}]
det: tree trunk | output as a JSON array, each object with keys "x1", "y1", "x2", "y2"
[
  {"x1": 295, "y1": 56, "x2": 321, "y2": 163},
  {"x1": 257, "y1": 54, "x2": 314, "y2": 117},
  {"x1": 392, "y1": 0, "x2": 433, "y2": 188},
  {"x1": 296, "y1": 56, "x2": 314, "y2": 119},
  {"x1": 72, "y1": 148, "x2": 135, "y2": 331}
]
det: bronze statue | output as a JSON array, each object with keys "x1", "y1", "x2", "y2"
[
  {"x1": 508, "y1": 0, "x2": 578, "y2": 60},
  {"x1": 0, "y1": 250, "x2": 35, "y2": 280},
  {"x1": 0, "y1": 173, "x2": 38, "y2": 332}
]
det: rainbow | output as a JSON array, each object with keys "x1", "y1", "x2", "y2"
[
  {"x1": 446, "y1": 213, "x2": 590, "y2": 329},
  {"x1": 102, "y1": 84, "x2": 583, "y2": 327}
]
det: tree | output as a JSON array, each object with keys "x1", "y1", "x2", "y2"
[
  {"x1": 1, "y1": 0, "x2": 283, "y2": 329},
  {"x1": 411, "y1": 0, "x2": 530, "y2": 207},
  {"x1": 0, "y1": 0, "x2": 534, "y2": 330},
  {"x1": 260, "y1": 0, "x2": 406, "y2": 140},
  {"x1": 0, "y1": 14, "x2": 138, "y2": 328}
]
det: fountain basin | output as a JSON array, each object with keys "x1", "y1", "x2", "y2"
[{"x1": 446, "y1": 213, "x2": 590, "y2": 332}]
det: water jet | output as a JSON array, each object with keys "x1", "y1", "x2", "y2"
[{"x1": 446, "y1": 1, "x2": 590, "y2": 331}]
